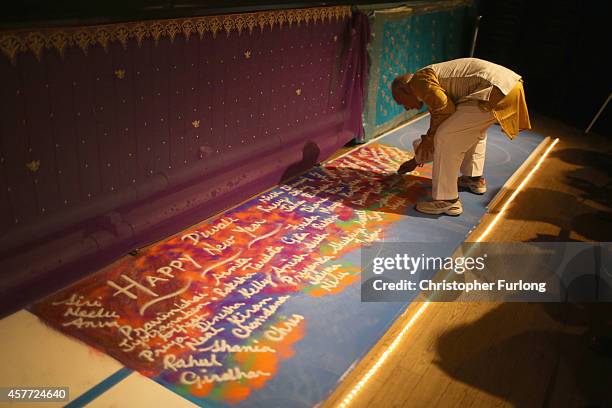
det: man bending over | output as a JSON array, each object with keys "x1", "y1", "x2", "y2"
[{"x1": 392, "y1": 58, "x2": 531, "y2": 216}]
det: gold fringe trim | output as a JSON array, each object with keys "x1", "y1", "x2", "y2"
[{"x1": 0, "y1": 6, "x2": 351, "y2": 64}]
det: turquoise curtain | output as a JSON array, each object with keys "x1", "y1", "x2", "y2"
[{"x1": 363, "y1": 2, "x2": 474, "y2": 139}]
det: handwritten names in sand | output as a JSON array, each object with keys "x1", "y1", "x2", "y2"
[{"x1": 31, "y1": 143, "x2": 419, "y2": 404}]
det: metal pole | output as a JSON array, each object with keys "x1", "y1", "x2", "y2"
[
  {"x1": 585, "y1": 91, "x2": 612, "y2": 134},
  {"x1": 470, "y1": 15, "x2": 482, "y2": 57}
]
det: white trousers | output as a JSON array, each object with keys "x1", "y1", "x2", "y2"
[{"x1": 430, "y1": 102, "x2": 496, "y2": 200}]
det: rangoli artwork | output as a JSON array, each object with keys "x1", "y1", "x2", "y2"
[{"x1": 31, "y1": 142, "x2": 430, "y2": 405}]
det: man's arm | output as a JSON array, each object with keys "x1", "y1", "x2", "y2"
[{"x1": 409, "y1": 68, "x2": 456, "y2": 139}]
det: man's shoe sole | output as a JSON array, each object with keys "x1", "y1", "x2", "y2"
[
  {"x1": 458, "y1": 185, "x2": 486, "y2": 195},
  {"x1": 415, "y1": 204, "x2": 463, "y2": 216},
  {"x1": 458, "y1": 178, "x2": 487, "y2": 195}
]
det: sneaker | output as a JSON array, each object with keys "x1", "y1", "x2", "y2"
[
  {"x1": 415, "y1": 199, "x2": 463, "y2": 216},
  {"x1": 458, "y1": 176, "x2": 487, "y2": 194}
]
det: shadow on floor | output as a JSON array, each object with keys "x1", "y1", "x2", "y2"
[
  {"x1": 434, "y1": 302, "x2": 612, "y2": 407},
  {"x1": 503, "y1": 187, "x2": 612, "y2": 242},
  {"x1": 279, "y1": 142, "x2": 436, "y2": 217},
  {"x1": 550, "y1": 149, "x2": 612, "y2": 178},
  {"x1": 280, "y1": 141, "x2": 322, "y2": 183},
  {"x1": 490, "y1": 146, "x2": 612, "y2": 242}
]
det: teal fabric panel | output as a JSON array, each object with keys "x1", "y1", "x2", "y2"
[{"x1": 365, "y1": 3, "x2": 473, "y2": 139}]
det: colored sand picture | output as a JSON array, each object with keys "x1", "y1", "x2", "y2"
[{"x1": 30, "y1": 142, "x2": 430, "y2": 405}]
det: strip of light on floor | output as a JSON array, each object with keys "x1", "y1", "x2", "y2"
[
  {"x1": 337, "y1": 137, "x2": 559, "y2": 408},
  {"x1": 475, "y1": 137, "x2": 559, "y2": 243},
  {"x1": 338, "y1": 300, "x2": 430, "y2": 408}
]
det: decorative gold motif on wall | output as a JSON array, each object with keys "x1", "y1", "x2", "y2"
[
  {"x1": 0, "y1": 6, "x2": 351, "y2": 64},
  {"x1": 26, "y1": 160, "x2": 40, "y2": 172}
]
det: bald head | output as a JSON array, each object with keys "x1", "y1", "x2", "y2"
[
  {"x1": 391, "y1": 73, "x2": 422, "y2": 110},
  {"x1": 392, "y1": 74, "x2": 413, "y2": 89}
]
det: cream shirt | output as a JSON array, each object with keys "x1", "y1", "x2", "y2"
[
  {"x1": 408, "y1": 58, "x2": 531, "y2": 143},
  {"x1": 426, "y1": 58, "x2": 522, "y2": 104}
]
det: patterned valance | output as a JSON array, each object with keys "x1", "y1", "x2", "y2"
[{"x1": 0, "y1": 5, "x2": 351, "y2": 64}]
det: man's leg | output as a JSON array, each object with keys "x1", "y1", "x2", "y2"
[
  {"x1": 458, "y1": 126, "x2": 492, "y2": 194},
  {"x1": 432, "y1": 103, "x2": 494, "y2": 200},
  {"x1": 460, "y1": 130, "x2": 488, "y2": 178},
  {"x1": 417, "y1": 103, "x2": 495, "y2": 215}
]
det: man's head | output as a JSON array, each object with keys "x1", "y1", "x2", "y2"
[{"x1": 391, "y1": 74, "x2": 423, "y2": 110}]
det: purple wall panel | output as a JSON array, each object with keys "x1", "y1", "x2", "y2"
[
  {"x1": 22, "y1": 52, "x2": 61, "y2": 218},
  {"x1": 112, "y1": 42, "x2": 138, "y2": 191},
  {"x1": 0, "y1": 60, "x2": 29, "y2": 230},
  {"x1": 133, "y1": 39, "x2": 153, "y2": 185},
  {"x1": 183, "y1": 38, "x2": 200, "y2": 172},
  {"x1": 74, "y1": 49, "x2": 102, "y2": 202},
  {"x1": 168, "y1": 39, "x2": 180, "y2": 171},
  {"x1": 47, "y1": 49, "x2": 80, "y2": 209},
  {"x1": 0, "y1": 9, "x2": 369, "y2": 314},
  {"x1": 91, "y1": 45, "x2": 117, "y2": 195},
  {"x1": 150, "y1": 39, "x2": 169, "y2": 175}
]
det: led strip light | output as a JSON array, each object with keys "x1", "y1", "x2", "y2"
[
  {"x1": 337, "y1": 137, "x2": 559, "y2": 408},
  {"x1": 475, "y1": 138, "x2": 559, "y2": 242}
]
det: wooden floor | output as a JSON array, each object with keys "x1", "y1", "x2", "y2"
[{"x1": 323, "y1": 115, "x2": 612, "y2": 408}]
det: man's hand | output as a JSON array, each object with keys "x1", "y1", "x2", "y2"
[
  {"x1": 416, "y1": 134, "x2": 434, "y2": 160},
  {"x1": 397, "y1": 158, "x2": 418, "y2": 174}
]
